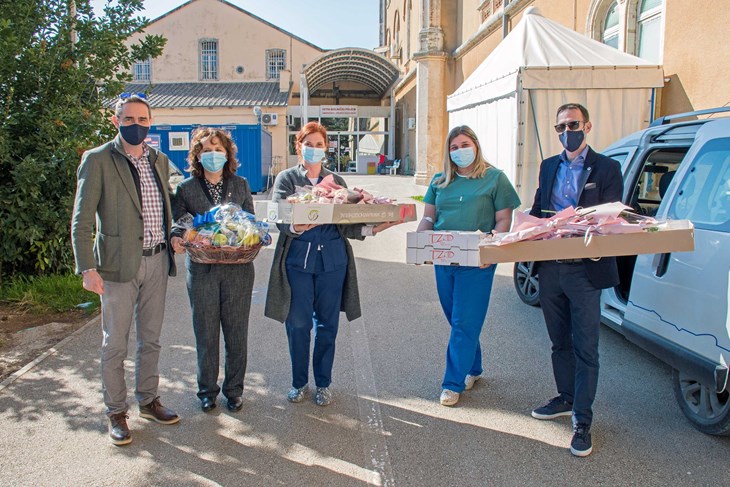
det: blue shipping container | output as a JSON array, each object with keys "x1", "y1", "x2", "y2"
[{"x1": 147, "y1": 124, "x2": 272, "y2": 193}]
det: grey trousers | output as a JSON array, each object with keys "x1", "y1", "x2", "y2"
[
  {"x1": 100, "y1": 251, "x2": 169, "y2": 416},
  {"x1": 186, "y1": 260, "x2": 255, "y2": 400}
]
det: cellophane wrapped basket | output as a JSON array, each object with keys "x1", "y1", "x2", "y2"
[
  {"x1": 179, "y1": 204, "x2": 271, "y2": 265},
  {"x1": 182, "y1": 241, "x2": 263, "y2": 264}
]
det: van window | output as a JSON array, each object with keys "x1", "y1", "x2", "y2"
[
  {"x1": 668, "y1": 137, "x2": 730, "y2": 231},
  {"x1": 628, "y1": 148, "x2": 687, "y2": 216}
]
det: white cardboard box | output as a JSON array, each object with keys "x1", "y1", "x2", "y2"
[
  {"x1": 256, "y1": 201, "x2": 417, "y2": 225},
  {"x1": 479, "y1": 219, "x2": 695, "y2": 264},
  {"x1": 406, "y1": 231, "x2": 484, "y2": 266}
]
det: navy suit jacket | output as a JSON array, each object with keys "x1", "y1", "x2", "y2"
[{"x1": 529, "y1": 146, "x2": 623, "y2": 289}]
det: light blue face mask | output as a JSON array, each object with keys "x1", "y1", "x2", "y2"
[
  {"x1": 450, "y1": 147, "x2": 476, "y2": 168},
  {"x1": 301, "y1": 146, "x2": 326, "y2": 165},
  {"x1": 200, "y1": 151, "x2": 227, "y2": 172}
]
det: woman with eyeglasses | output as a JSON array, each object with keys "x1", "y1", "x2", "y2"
[
  {"x1": 170, "y1": 127, "x2": 255, "y2": 414},
  {"x1": 265, "y1": 121, "x2": 402, "y2": 406},
  {"x1": 417, "y1": 125, "x2": 521, "y2": 407}
]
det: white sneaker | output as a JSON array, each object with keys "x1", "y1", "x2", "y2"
[
  {"x1": 439, "y1": 389, "x2": 460, "y2": 406},
  {"x1": 464, "y1": 374, "x2": 482, "y2": 390}
]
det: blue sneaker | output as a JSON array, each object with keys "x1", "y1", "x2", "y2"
[
  {"x1": 570, "y1": 423, "x2": 593, "y2": 457},
  {"x1": 531, "y1": 396, "x2": 572, "y2": 420}
]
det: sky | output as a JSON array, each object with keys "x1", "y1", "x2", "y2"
[{"x1": 90, "y1": 0, "x2": 381, "y2": 50}]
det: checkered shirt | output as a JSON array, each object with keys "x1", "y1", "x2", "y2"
[{"x1": 127, "y1": 145, "x2": 165, "y2": 248}]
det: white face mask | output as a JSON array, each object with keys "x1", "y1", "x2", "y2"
[{"x1": 301, "y1": 146, "x2": 326, "y2": 165}]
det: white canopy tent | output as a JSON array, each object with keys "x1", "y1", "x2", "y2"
[{"x1": 447, "y1": 6, "x2": 664, "y2": 205}]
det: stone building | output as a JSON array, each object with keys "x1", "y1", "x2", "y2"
[
  {"x1": 125, "y1": 0, "x2": 400, "y2": 174},
  {"x1": 380, "y1": 0, "x2": 730, "y2": 185}
]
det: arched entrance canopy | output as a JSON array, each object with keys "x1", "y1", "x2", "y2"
[{"x1": 304, "y1": 48, "x2": 400, "y2": 98}]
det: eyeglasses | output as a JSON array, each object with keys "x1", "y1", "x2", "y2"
[
  {"x1": 119, "y1": 92, "x2": 147, "y2": 100},
  {"x1": 554, "y1": 120, "x2": 584, "y2": 133}
]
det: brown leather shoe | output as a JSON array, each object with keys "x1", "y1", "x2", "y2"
[
  {"x1": 139, "y1": 397, "x2": 180, "y2": 425},
  {"x1": 109, "y1": 413, "x2": 132, "y2": 446}
]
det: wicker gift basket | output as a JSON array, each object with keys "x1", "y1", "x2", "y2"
[
  {"x1": 181, "y1": 241, "x2": 262, "y2": 265},
  {"x1": 178, "y1": 203, "x2": 270, "y2": 265}
]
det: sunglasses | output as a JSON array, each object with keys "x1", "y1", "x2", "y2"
[
  {"x1": 119, "y1": 92, "x2": 147, "y2": 100},
  {"x1": 554, "y1": 120, "x2": 585, "y2": 133}
]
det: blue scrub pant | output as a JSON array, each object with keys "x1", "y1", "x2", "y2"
[
  {"x1": 285, "y1": 263, "x2": 347, "y2": 389},
  {"x1": 435, "y1": 265, "x2": 496, "y2": 393}
]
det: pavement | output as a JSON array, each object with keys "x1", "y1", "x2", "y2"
[{"x1": 1, "y1": 175, "x2": 728, "y2": 486}]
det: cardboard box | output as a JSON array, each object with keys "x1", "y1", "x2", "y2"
[
  {"x1": 256, "y1": 201, "x2": 417, "y2": 225},
  {"x1": 479, "y1": 220, "x2": 695, "y2": 265},
  {"x1": 406, "y1": 231, "x2": 484, "y2": 266}
]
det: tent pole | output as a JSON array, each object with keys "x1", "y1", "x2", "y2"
[{"x1": 528, "y1": 90, "x2": 544, "y2": 162}]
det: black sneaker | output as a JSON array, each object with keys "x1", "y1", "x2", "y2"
[
  {"x1": 531, "y1": 396, "x2": 573, "y2": 420},
  {"x1": 108, "y1": 413, "x2": 132, "y2": 446},
  {"x1": 570, "y1": 423, "x2": 593, "y2": 457}
]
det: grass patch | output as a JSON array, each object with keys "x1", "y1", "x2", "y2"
[
  {"x1": 0, "y1": 274, "x2": 100, "y2": 314},
  {"x1": 410, "y1": 195, "x2": 424, "y2": 202}
]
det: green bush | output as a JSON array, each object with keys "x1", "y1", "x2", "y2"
[{"x1": 0, "y1": 0, "x2": 165, "y2": 282}]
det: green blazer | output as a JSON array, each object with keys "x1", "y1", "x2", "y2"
[{"x1": 71, "y1": 135, "x2": 177, "y2": 282}]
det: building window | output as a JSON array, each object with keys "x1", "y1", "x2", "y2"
[
  {"x1": 636, "y1": 0, "x2": 663, "y2": 63},
  {"x1": 266, "y1": 49, "x2": 287, "y2": 80},
  {"x1": 200, "y1": 39, "x2": 218, "y2": 80},
  {"x1": 133, "y1": 58, "x2": 151, "y2": 82},
  {"x1": 601, "y1": 1, "x2": 620, "y2": 48}
]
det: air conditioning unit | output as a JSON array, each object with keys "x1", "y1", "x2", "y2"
[
  {"x1": 168, "y1": 132, "x2": 190, "y2": 151},
  {"x1": 261, "y1": 113, "x2": 278, "y2": 126},
  {"x1": 407, "y1": 118, "x2": 416, "y2": 130}
]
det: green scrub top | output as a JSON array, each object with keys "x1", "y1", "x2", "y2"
[{"x1": 423, "y1": 168, "x2": 521, "y2": 232}]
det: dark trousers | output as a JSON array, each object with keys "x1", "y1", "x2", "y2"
[
  {"x1": 285, "y1": 263, "x2": 347, "y2": 389},
  {"x1": 538, "y1": 261, "x2": 601, "y2": 426},
  {"x1": 186, "y1": 261, "x2": 254, "y2": 400}
]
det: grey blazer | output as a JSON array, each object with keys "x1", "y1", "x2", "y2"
[
  {"x1": 264, "y1": 165, "x2": 365, "y2": 323},
  {"x1": 71, "y1": 135, "x2": 176, "y2": 282}
]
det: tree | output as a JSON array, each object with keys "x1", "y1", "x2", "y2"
[{"x1": 0, "y1": 0, "x2": 165, "y2": 281}]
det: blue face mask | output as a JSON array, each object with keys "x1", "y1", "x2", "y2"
[
  {"x1": 301, "y1": 146, "x2": 326, "y2": 165},
  {"x1": 450, "y1": 147, "x2": 476, "y2": 168},
  {"x1": 559, "y1": 130, "x2": 585, "y2": 152},
  {"x1": 200, "y1": 151, "x2": 227, "y2": 173}
]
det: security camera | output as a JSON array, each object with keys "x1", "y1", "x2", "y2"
[{"x1": 253, "y1": 106, "x2": 262, "y2": 116}]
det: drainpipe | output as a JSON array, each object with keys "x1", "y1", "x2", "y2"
[{"x1": 502, "y1": 9, "x2": 509, "y2": 38}]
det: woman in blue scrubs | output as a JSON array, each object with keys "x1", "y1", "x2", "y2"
[
  {"x1": 417, "y1": 125, "x2": 521, "y2": 406},
  {"x1": 265, "y1": 122, "x2": 400, "y2": 406}
]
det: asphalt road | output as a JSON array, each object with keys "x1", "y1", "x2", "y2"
[{"x1": 0, "y1": 175, "x2": 727, "y2": 486}]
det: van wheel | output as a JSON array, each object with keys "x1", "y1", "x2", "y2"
[
  {"x1": 672, "y1": 369, "x2": 730, "y2": 435},
  {"x1": 513, "y1": 261, "x2": 540, "y2": 307}
]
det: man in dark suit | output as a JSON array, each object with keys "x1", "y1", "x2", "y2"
[
  {"x1": 71, "y1": 94, "x2": 179, "y2": 446},
  {"x1": 529, "y1": 103, "x2": 623, "y2": 457}
]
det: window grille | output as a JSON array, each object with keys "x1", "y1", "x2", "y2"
[
  {"x1": 266, "y1": 49, "x2": 286, "y2": 80},
  {"x1": 134, "y1": 58, "x2": 151, "y2": 82},
  {"x1": 200, "y1": 40, "x2": 218, "y2": 80}
]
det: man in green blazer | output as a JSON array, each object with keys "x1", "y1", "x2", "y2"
[{"x1": 71, "y1": 94, "x2": 179, "y2": 446}]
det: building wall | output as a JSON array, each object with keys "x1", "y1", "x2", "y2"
[
  {"x1": 383, "y1": 0, "x2": 730, "y2": 184},
  {"x1": 126, "y1": 0, "x2": 326, "y2": 172},
  {"x1": 129, "y1": 0, "x2": 323, "y2": 94},
  {"x1": 661, "y1": 0, "x2": 730, "y2": 115}
]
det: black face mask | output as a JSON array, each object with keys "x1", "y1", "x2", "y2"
[{"x1": 119, "y1": 124, "x2": 150, "y2": 146}]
